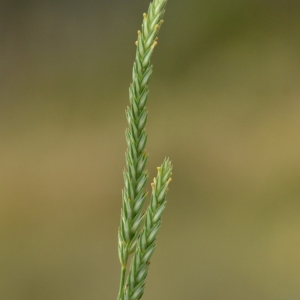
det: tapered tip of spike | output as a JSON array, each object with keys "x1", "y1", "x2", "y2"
[
  {"x1": 135, "y1": 41, "x2": 138, "y2": 46},
  {"x1": 138, "y1": 30, "x2": 141, "y2": 35},
  {"x1": 143, "y1": 13, "x2": 147, "y2": 19}
]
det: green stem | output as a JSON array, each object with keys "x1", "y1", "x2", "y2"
[{"x1": 117, "y1": 266, "x2": 126, "y2": 300}]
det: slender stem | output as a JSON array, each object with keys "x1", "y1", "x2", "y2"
[{"x1": 117, "y1": 266, "x2": 126, "y2": 300}]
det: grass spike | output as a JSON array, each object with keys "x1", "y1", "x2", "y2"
[{"x1": 117, "y1": 1, "x2": 171, "y2": 300}]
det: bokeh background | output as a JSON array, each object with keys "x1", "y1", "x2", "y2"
[{"x1": 1, "y1": 0, "x2": 300, "y2": 299}]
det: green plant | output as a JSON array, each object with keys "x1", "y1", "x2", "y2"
[{"x1": 117, "y1": 1, "x2": 172, "y2": 300}]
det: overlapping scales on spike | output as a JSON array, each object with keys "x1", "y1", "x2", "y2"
[
  {"x1": 122, "y1": 158, "x2": 172, "y2": 300},
  {"x1": 118, "y1": 1, "x2": 169, "y2": 300},
  {"x1": 118, "y1": 0, "x2": 168, "y2": 270}
]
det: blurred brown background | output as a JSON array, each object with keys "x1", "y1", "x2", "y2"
[{"x1": 1, "y1": 0, "x2": 300, "y2": 299}]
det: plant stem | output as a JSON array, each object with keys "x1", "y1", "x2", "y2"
[{"x1": 117, "y1": 266, "x2": 126, "y2": 300}]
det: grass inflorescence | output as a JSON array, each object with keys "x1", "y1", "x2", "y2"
[{"x1": 117, "y1": 1, "x2": 172, "y2": 300}]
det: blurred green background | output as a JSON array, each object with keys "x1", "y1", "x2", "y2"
[{"x1": 1, "y1": 0, "x2": 300, "y2": 299}]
